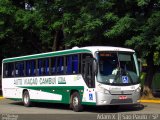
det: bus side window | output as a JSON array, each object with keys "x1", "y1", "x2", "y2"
[
  {"x1": 30, "y1": 60, "x2": 36, "y2": 76},
  {"x1": 57, "y1": 57, "x2": 64, "y2": 74},
  {"x1": 19, "y1": 62, "x2": 24, "y2": 76},
  {"x1": 51, "y1": 57, "x2": 57, "y2": 75},
  {"x1": 66, "y1": 54, "x2": 79, "y2": 74},
  {"x1": 3, "y1": 63, "x2": 14, "y2": 78},
  {"x1": 66, "y1": 55, "x2": 72, "y2": 74},
  {"x1": 44, "y1": 58, "x2": 49, "y2": 75},
  {"x1": 3, "y1": 63, "x2": 8, "y2": 78},
  {"x1": 26, "y1": 60, "x2": 36, "y2": 76},
  {"x1": 15, "y1": 62, "x2": 24, "y2": 77},
  {"x1": 72, "y1": 55, "x2": 78, "y2": 74},
  {"x1": 38, "y1": 59, "x2": 43, "y2": 76}
]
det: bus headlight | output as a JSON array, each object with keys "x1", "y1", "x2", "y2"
[
  {"x1": 104, "y1": 89, "x2": 110, "y2": 94},
  {"x1": 97, "y1": 84, "x2": 110, "y2": 94},
  {"x1": 135, "y1": 86, "x2": 141, "y2": 93}
]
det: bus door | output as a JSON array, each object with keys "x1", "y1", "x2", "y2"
[{"x1": 82, "y1": 56, "x2": 95, "y2": 88}]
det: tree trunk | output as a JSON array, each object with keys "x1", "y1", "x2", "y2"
[
  {"x1": 52, "y1": 31, "x2": 58, "y2": 51},
  {"x1": 142, "y1": 51, "x2": 155, "y2": 99},
  {"x1": 52, "y1": 29, "x2": 64, "y2": 51}
]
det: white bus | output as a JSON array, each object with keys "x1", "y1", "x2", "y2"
[{"x1": 2, "y1": 46, "x2": 141, "y2": 111}]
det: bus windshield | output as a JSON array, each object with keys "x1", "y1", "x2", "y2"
[{"x1": 96, "y1": 51, "x2": 139, "y2": 86}]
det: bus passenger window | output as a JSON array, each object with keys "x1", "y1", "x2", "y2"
[
  {"x1": 51, "y1": 57, "x2": 57, "y2": 75},
  {"x1": 3, "y1": 63, "x2": 14, "y2": 78},
  {"x1": 26, "y1": 60, "x2": 36, "y2": 76},
  {"x1": 57, "y1": 57, "x2": 64, "y2": 74},
  {"x1": 44, "y1": 58, "x2": 49, "y2": 75},
  {"x1": 72, "y1": 55, "x2": 78, "y2": 73},
  {"x1": 30, "y1": 60, "x2": 36, "y2": 76},
  {"x1": 15, "y1": 62, "x2": 24, "y2": 77},
  {"x1": 38, "y1": 59, "x2": 43, "y2": 76},
  {"x1": 66, "y1": 55, "x2": 79, "y2": 74},
  {"x1": 66, "y1": 56, "x2": 72, "y2": 74}
]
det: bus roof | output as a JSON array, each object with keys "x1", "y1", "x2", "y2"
[
  {"x1": 83, "y1": 46, "x2": 134, "y2": 53},
  {"x1": 2, "y1": 46, "x2": 134, "y2": 63}
]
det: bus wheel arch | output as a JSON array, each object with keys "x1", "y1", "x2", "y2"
[
  {"x1": 22, "y1": 89, "x2": 32, "y2": 107},
  {"x1": 70, "y1": 91, "x2": 83, "y2": 112}
]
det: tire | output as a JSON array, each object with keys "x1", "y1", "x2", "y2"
[
  {"x1": 70, "y1": 92, "x2": 83, "y2": 112},
  {"x1": 23, "y1": 91, "x2": 32, "y2": 107}
]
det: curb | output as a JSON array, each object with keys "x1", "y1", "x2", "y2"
[
  {"x1": 0, "y1": 96, "x2": 4, "y2": 99},
  {"x1": 139, "y1": 100, "x2": 160, "y2": 103}
]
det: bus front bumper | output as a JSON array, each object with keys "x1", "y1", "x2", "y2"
[{"x1": 95, "y1": 91, "x2": 140, "y2": 105}]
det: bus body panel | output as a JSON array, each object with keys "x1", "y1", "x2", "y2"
[{"x1": 2, "y1": 75, "x2": 96, "y2": 104}]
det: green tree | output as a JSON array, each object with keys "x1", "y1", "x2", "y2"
[
  {"x1": 125, "y1": 0, "x2": 160, "y2": 98},
  {"x1": 0, "y1": 0, "x2": 19, "y2": 58}
]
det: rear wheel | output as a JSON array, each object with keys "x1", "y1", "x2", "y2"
[
  {"x1": 70, "y1": 92, "x2": 83, "y2": 112},
  {"x1": 23, "y1": 91, "x2": 32, "y2": 107}
]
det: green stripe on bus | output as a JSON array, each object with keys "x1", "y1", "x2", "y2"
[
  {"x1": 8, "y1": 98, "x2": 96, "y2": 105},
  {"x1": 8, "y1": 98, "x2": 22, "y2": 101},
  {"x1": 3, "y1": 49, "x2": 91, "y2": 63},
  {"x1": 19, "y1": 86, "x2": 84, "y2": 104},
  {"x1": 82, "y1": 102, "x2": 96, "y2": 105},
  {"x1": 31, "y1": 99, "x2": 63, "y2": 104}
]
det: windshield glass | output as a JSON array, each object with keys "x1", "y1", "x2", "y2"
[{"x1": 96, "y1": 51, "x2": 139, "y2": 86}]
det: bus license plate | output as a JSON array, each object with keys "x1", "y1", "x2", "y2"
[{"x1": 119, "y1": 96, "x2": 127, "y2": 100}]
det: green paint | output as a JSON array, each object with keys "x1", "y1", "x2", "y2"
[
  {"x1": 19, "y1": 86, "x2": 84, "y2": 104},
  {"x1": 8, "y1": 97, "x2": 96, "y2": 106},
  {"x1": 8, "y1": 98, "x2": 22, "y2": 101},
  {"x1": 82, "y1": 102, "x2": 96, "y2": 106},
  {"x1": 58, "y1": 82, "x2": 66, "y2": 84},
  {"x1": 3, "y1": 49, "x2": 91, "y2": 63},
  {"x1": 31, "y1": 99, "x2": 63, "y2": 104}
]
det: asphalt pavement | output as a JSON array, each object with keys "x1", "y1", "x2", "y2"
[{"x1": 0, "y1": 98, "x2": 160, "y2": 120}]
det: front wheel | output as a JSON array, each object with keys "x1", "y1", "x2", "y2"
[
  {"x1": 70, "y1": 92, "x2": 83, "y2": 112},
  {"x1": 23, "y1": 91, "x2": 32, "y2": 107}
]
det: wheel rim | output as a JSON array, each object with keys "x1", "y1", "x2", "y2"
[
  {"x1": 24, "y1": 94, "x2": 29, "y2": 104},
  {"x1": 73, "y1": 96, "x2": 79, "y2": 108}
]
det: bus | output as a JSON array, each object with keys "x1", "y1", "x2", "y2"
[{"x1": 2, "y1": 46, "x2": 141, "y2": 112}]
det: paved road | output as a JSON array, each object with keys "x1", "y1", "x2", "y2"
[{"x1": 0, "y1": 99, "x2": 160, "y2": 120}]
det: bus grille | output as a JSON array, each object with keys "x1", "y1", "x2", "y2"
[
  {"x1": 110, "y1": 99, "x2": 133, "y2": 104},
  {"x1": 110, "y1": 90, "x2": 134, "y2": 95}
]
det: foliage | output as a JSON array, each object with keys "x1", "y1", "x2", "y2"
[{"x1": 1, "y1": 0, "x2": 160, "y2": 55}]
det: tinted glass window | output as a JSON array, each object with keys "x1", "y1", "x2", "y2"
[
  {"x1": 66, "y1": 55, "x2": 79, "y2": 74},
  {"x1": 15, "y1": 62, "x2": 24, "y2": 77},
  {"x1": 26, "y1": 60, "x2": 36, "y2": 76},
  {"x1": 3, "y1": 63, "x2": 14, "y2": 78}
]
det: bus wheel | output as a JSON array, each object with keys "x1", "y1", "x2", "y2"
[
  {"x1": 23, "y1": 91, "x2": 32, "y2": 107},
  {"x1": 71, "y1": 92, "x2": 83, "y2": 112}
]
